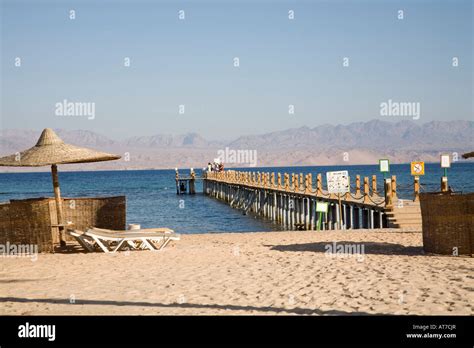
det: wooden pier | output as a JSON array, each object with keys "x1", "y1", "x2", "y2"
[
  {"x1": 203, "y1": 170, "x2": 423, "y2": 230},
  {"x1": 175, "y1": 168, "x2": 203, "y2": 195}
]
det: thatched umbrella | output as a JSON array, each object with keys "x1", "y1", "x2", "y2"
[
  {"x1": 0, "y1": 128, "x2": 121, "y2": 246},
  {"x1": 462, "y1": 152, "x2": 474, "y2": 159}
]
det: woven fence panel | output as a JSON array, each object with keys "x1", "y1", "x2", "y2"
[
  {"x1": 420, "y1": 192, "x2": 474, "y2": 256},
  {"x1": 0, "y1": 196, "x2": 126, "y2": 252},
  {"x1": 0, "y1": 203, "x2": 11, "y2": 245},
  {"x1": 58, "y1": 196, "x2": 126, "y2": 243},
  {"x1": 8, "y1": 198, "x2": 54, "y2": 253}
]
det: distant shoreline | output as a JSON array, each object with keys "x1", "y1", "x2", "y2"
[{"x1": 0, "y1": 161, "x2": 473, "y2": 174}]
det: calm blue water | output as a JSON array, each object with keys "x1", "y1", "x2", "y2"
[{"x1": 0, "y1": 163, "x2": 472, "y2": 233}]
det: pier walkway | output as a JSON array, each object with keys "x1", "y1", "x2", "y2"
[{"x1": 204, "y1": 170, "x2": 422, "y2": 230}]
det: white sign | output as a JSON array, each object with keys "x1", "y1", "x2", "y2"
[
  {"x1": 441, "y1": 154, "x2": 450, "y2": 168},
  {"x1": 326, "y1": 170, "x2": 349, "y2": 194},
  {"x1": 316, "y1": 202, "x2": 329, "y2": 213},
  {"x1": 379, "y1": 159, "x2": 390, "y2": 173}
]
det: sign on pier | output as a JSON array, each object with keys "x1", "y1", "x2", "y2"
[
  {"x1": 440, "y1": 154, "x2": 451, "y2": 168},
  {"x1": 315, "y1": 201, "x2": 329, "y2": 231},
  {"x1": 316, "y1": 201, "x2": 329, "y2": 213},
  {"x1": 326, "y1": 170, "x2": 350, "y2": 194},
  {"x1": 379, "y1": 159, "x2": 390, "y2": 173},
  {"x1": 326, "y1": 170, "x2": 349, "y2": 230},
  {"x1": 410, "y1": 161, "x2": 425, "y2": 176}
]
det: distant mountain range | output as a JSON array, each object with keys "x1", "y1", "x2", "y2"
[{"x1": 0, "y1": 120, "x2": 472, "y2": 171}]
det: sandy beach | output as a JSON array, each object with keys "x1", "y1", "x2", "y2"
[{"x1": 1, "y1": 229, "x2": 473, "y2": 316}]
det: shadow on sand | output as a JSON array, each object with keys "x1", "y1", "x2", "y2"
[
  {"x1": 0, "y1": 296, "x2": 378, "y2": 315},
  {"x1": 0, "y1": 278, "x2": 48, "y2": 284},
  {"x1": 267, "y1": 241, "x2": 423, "y2": 256},
  {"x1": 53, "y1": 244, "x2": 90, "y2": 254}
]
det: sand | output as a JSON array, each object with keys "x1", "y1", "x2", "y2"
[{"x1": 1, "y1": 229, "x2": 473, "y2": 315}]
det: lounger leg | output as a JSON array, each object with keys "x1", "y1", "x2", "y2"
[
  {"x1": 148, "y1": 237, "x2": 171, "y2": 251},
  {"x1": 68, "y1": 232, "x2": 94, "y2": 252},
  {"x1": 158, "y1": 237, "x2": 172, "y2": 250},
  {"x1": 126, "y1": 241, "x2": 137, "y2": 249},
  {"x1": 74, "y1": 236, "x2": 94, "y2": 252},
  {"x1": 140, "y1": 238, "x2": 157, "y2": 251},
  {"x1": 79, "y1": 238, "x2": 94, "y2": 252},
  {"x1": 146, "y1": 238, "x2": 168, "y2": 250},
  {"x1": 112, "y1": 239, "x2": 127, "y2": 253},
  {"x1": 91, "y1": 236, "x2": 111, "y2": 253}
]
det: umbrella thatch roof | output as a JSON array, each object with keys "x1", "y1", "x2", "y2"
[
  {"x1": 0, "y1": 128, "x2": 120, "y2": 167},
  {"x1": 462, "y1": 151, "x2": 474, "y2": 159}
]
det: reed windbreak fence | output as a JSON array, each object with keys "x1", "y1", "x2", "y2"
[{"x1": 0, "y1": 196, "x2": 126, "y2": 252}]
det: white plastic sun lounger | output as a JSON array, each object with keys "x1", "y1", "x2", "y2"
[
  {"x1": 67, "y1": 229, "x2": 95, "y2": 252},
  {"x1": 67, "y1": 228, "x2": 180, "y2": 253},
  {"x1": 91, "y1": 226, "x2": 175, "y2": 234},
  {"x1": 88, "y1": 227, "x2": 179, "y2": 252}
]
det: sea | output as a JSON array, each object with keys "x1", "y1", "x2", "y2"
[{"x1": 0, "y1": 163, "x2": 472, "y2": 234}]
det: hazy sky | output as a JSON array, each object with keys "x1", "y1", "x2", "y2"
[{"x1": 1, "y1": 0, "x2": 472, "y2": 140}]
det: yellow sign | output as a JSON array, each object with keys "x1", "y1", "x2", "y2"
[{"x1": 411, "y1": 161, "x2": 425, "y2": 176}]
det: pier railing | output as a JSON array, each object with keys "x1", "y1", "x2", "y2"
[{"x1": 203, "y1": 170, "x2": 403, "y2": 230}]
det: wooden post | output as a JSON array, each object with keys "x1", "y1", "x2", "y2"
[
  {"x1": 344, "y1": 176, "x2": 351, "y2": 200},
  {"x1": 355, "y1": 175, "x2": 361, "y2": 196},
  {"x1": 363, "y1": 177, "x2": 370, "y2": 203},
  {"x1": 293, "y1": 174, "x2": 298, "y2": 191},
  {"x1": 189, "y1": 168, "x2": 196, "y2": 194},
  {"x1": 277, "y1": 173, "x2": 282, "y2": 189},
  {"x1": 372, "y1": 175, "x2": 377, "y2": 194},
  {"x1": 284, "y1": 173, "x2": 289, "y2": 191},
  {"x1": 391, "y1": 175, "x2": 397, "y2": 200},
  {"x1": 384, "y1": 178, "x2": 393, "y2": 208},
  {"x1": 441, "y1": 176, "x2": 448, "y2": 192},
  {"x1": 51, "y1": 164, "x2": 66, "y2": 247},
  {"x1": 317, "y1": 174, "x2": 322, "y2": 195},
  {"x1": 306, "y1": 174, "x2": 312, "y2": 194},
  {"x1": 414, "y1": 176, "x2": 420, "y2": 202},
  {"x1": 271, "y1": 173, "x2": 275, "y2": 188},
  {"x1": 175, "y1": 169, "x2": 180, "y2": 194}
]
